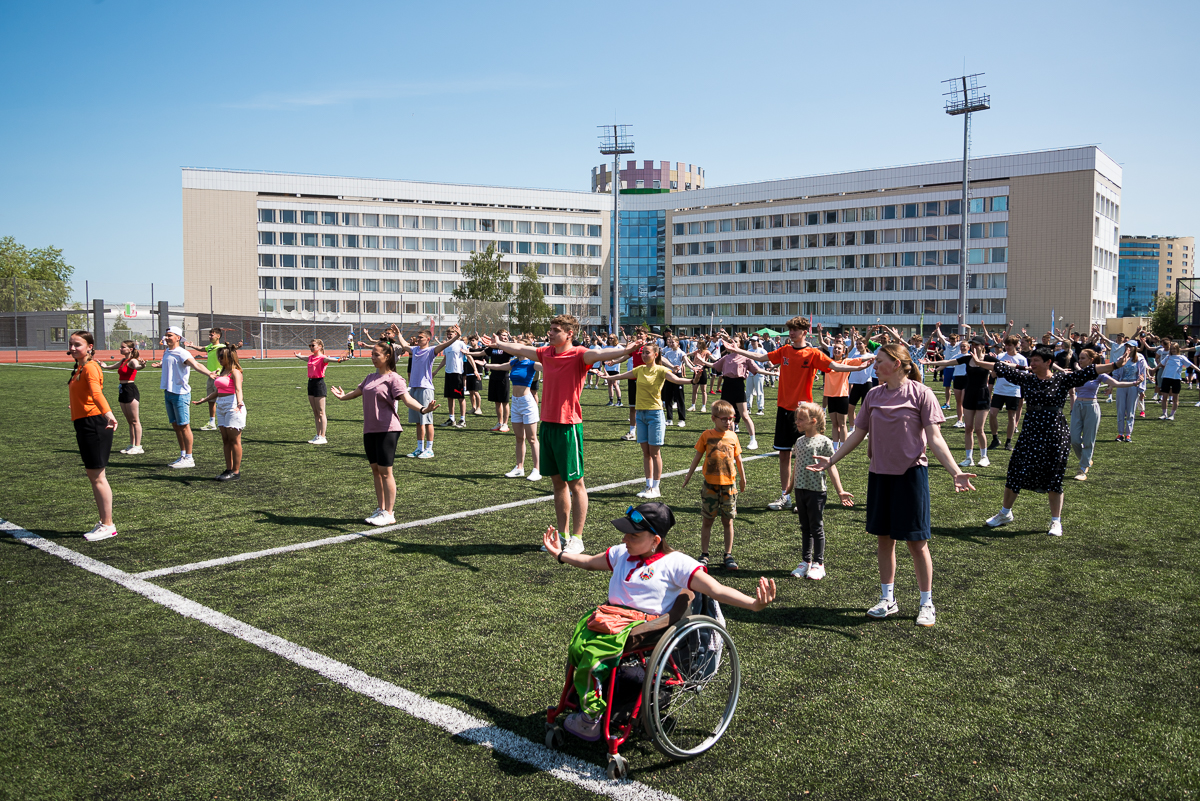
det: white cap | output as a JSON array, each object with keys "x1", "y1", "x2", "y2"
[{"x1": 166, "y1": 326, "x2": 183, "y2": 337}]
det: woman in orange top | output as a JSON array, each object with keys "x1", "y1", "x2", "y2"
[
  {"x1": 68, "y1": 331, "x2": 119, "y2": 541},
  {"x1": 822, "y1": 342, "x2": 873, "y2": 451}
]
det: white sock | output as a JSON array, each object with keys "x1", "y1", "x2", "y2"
[
  {"x1": 1051, "y1": 516, "x2": 1061, "y2": 524},
  {"x1": 180, "y1": 450, "x2": 187, "y2": 459},
  {"x1": 781, "y1": 492, "x2": 790, "y2": 502},
  {"x1": 424, "y1": 441, "x2": 433, "y2": 451},
  {"x1": 1001, "y1": 506, "x2": 1011, "y2": 515},
  {"x1": 965, "y1": 449, "x2": 973, "y2": 459},
  {"x1": 920, "y1": 590, "x2": 933, "y2": 606},
  {"x1": 881, "y1": 583, "x2": 895, "y2": 602},
  {"x1": 209, "y1": 417, "x2": 215, "y2": 425},
  {"x1": 629, "y1": 425, "x2": 636, "y2": 434},
  {"x1": 416, "y1": 440, "x2": 424, "y2": 450},
  {"x1": 651, "y1": 479, "x2": 659, "y2": 489},
  {"x1": 980, "y1": 447, "x2": 987, "y2": 457}
]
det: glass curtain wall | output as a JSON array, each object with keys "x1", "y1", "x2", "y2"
[{"x1": 612, "y1": 209, "x2": 666, "y2": 328}]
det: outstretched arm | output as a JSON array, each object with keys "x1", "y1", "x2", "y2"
[
  {"x1": 479, "y1": 335, "x2": 540, "y2": 361},
  {"x1": 689, "y1": 572, "x2": 776, "y2": 612}
]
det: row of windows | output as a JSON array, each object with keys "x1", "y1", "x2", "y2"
[
  {"x1": 670, "y1": 248, "x2": 1006, "y2": 275},
  {"x1": 257, "y1": 232, "x2": 601, "y2": 257},
  {"x1": 258, "y1": 209, "x2": 603, "y2": 237},
  {"x1": 1094, "y1": 193, "x2": 1120, "y2": 223},
  {"x1": 258, "y1": 254, "x2": 602, "y2": 278},
  {"x1": 260, "y1": 275, "x2": 600, "y2": 297},
  {"x1": 261, "y1": 298, "x2": 601, "y2": 318},
  {"x1": 672, "y1": 272, "x2": 1004, "y2": 297},
  {"x1": 669, "y1": 223, "x2": 1008, "y2": 255},
  {"x1": 671, "y1": 298, "x2": 1006, "y2": 318},
  {"x1": 670, "y1": 196, "x2": 1008, "y2": 236}
]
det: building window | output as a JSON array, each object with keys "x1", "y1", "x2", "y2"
[
  {"x1": 343, "y1": 278, "x2": 358, "y2": 292},
  {"x1": 280, "y1": 254, "x2": 296, "y2": 268},
  {"x1": 258, "y1": 254, "x2": 275, "y2": 267},
  {"x1": 321, "y1": 212, "x2": 337, "y2": 225},
  {"x1": 258, "y1": 209, "x2": 275, "y2": 223},
  {"x1": 322, "y1": 234, "x2": 338, "y2": 247}
]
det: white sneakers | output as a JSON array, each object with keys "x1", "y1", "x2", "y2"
[
  {"x1": 807, "y1": 563, "x2": 826, "y2": 581},
  {"x1": 747, "y1": 438, "x2": 759, "y2": 450},
  {"x1": 562, "y1": 536, "x2": 585, "y2": 554},
  {"x1": 527, "y1": 469, "x2": 542, "y2": 482},
  {"x1": 169, "y1": 455, "x2": 195, "y2": 469},
  {"x1": 700, "y1": 405, "x2": 707, "y2": 413},
  {"x1": 790, "y1": 562, "x2": 810, "y2": 578},
  {"x1": 504, "y1": 466, "x2": 525, "y2": 478},
  {"x1": 953, "y1": 420, "x2": 966, "y2": 428},
  {"x1": 958, "y1": 456, "x2": 975, "y2": 467},
  {"x1": 985, "y1": 509, "x2": 1014, "y2": 527},
  {"x1": 365, "y1": 510, "x2": 395, "y2": 526},
  {"x1": 308, "y1": 436, "x2": 327, "y2": 445},
  {"x1": 978, "y1": 456, "x2": 991, "y2": 467},
  {"x1": 620, "y1": 431, "x2": 637, "y2": 441},
  {"x1": 635, "y1": 486, "x2": 661, "y2": 499},
  {"x1": 1047, "y1": 520, "x2": 1063, "y2": 537},
  {"x1": 756, "y1": 409, "x2": 765, "y2": 416},
  {"x1": 417, "y1": 449, "x2": 435, "y2": 459},
  {"x1": 120, "y1": 445, "x2": 145, "y2": 455},
  {"x1": 866, "y1": 598, "x2": 899, "y2": 618},
  {"x1": 83, "y1": 522, "x2": 117, "y2": 541},
  {"x1": 915, "y1": 604, "x2": 937, "y2": 627},
  {"x1": 406, "y1": 447, "x2": 423, "y2": 458},
  {"x1": 677, "y1": 420, "x2": 686, "y2": 428},
  {"x1": 767, "y1": 495, "x2": 792, "y2": 511},
  {"x1": 200, "y1": 421, "x2": 218, "y2": 431},
  {"x1": 687, "y1": 404, "x2": 696, "y2": 411}
]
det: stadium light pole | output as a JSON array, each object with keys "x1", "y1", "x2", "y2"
[
  {"x1": 943, "y1": 74, "x2": 990, "y2": 334},
  {"x1": 599, "y1": 125, "x2": 634, "y2": 334}
]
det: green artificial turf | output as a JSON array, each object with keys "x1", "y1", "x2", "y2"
[{"x1": 0, "y1": 361, "x2": 1197, "y2": 800}]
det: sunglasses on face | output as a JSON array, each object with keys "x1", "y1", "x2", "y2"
[{"x1": 623, "y1": 506, "x2": 658, "y2": 538}]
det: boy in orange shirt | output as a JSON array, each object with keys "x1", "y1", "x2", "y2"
[{"x1": 682, "y1": 400, "x2": 746, "y2": 570}]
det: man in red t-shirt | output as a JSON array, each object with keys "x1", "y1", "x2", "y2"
[
  {"x1": 483, "y1": 315, "x2": 640, "y2": 553},
  {"x1": 720, "y1": 317, "x2": 868, "y2": 510}
]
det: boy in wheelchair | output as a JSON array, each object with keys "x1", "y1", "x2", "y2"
[{"x1": 543, "y1": 501, "x2": 776, "y2": 742}]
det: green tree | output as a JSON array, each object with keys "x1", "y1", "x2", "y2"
[
  {"x1": 511, "y1": 263, "x2": 554, "y2": 335},
  {"x1": 0, "y1": 236, "x2": 73, "y2": 311},
  {"x1": 452, "y1": 244, "x2": 511, "y2": 304},
  {"x1": 1148, "y1": 292, "x2": 1184, "y2": 338}
]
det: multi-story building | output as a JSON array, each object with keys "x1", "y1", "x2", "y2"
[
  {"x1": 182, "y1": 169, "x2": 609, "y2": 325},
  {"x1": 182, "y1": 145, "x2": 1121, "y2": 335},
  {"x1": 1118, "y1": 235, "x2": 1194, "y2": 317},
  {"x1": 591, "y1": 160, "x2": 704, "y2": 194}
]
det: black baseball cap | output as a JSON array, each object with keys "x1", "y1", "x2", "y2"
[
  {"x1": 969, "y1": 335, "x2": 989, "y2": 346},
  {"x1": 612, "y1": 502, "x2": 676, "y2": 538}
]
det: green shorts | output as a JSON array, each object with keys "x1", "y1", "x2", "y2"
[
  {"x1": 539, "y1": 421, "x2": 585, "y2": 482},
  {"x1": 701, "y1": 481, "x2": 737, "y2": 521}
]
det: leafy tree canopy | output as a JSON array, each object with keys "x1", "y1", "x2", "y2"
[
  {"x1": 1149, "y1": 292, "x2": 1184, "y2": 338},
  {"x1": 0, "y1": 236, "x2": 73, "y2": 311},
  {"x1": 452, "y1": 244, "x2": 511, "y2": 304},
  {"x1": 511, "y1": 262, "x2": 554, "y2": 335}
]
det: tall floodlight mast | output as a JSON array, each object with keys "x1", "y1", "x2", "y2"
[
  {"x1": 943, "y1": 74, "x2": 990, "y2": 333},
  {"x1": 598, "y1": 125, "x2": 634, "y2": 333}
]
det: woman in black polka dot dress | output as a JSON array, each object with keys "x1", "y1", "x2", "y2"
[{"x1": 971, "y1": 345, "x2": 1129, "y2": 536}]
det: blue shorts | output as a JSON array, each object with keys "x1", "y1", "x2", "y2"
[
  {"x1": 941, "y1": 369, "x2": 955, "y2": 387},
  {"x1": 164, "y1": 391, "x2": 191, "y2": 426},
  {"x1": 635, "y1": 409, "x2": 665, "y2": 446}
]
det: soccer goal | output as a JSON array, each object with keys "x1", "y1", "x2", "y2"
[{"x1": 260, "y1": 321, "x2": 355, "y2": 354}]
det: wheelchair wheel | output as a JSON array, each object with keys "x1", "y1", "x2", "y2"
[{"x1": 641, "y1": 615, "x2": 740, "y2": 759}]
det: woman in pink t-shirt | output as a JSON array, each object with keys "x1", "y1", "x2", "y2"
[
  {"x1": 808, "y1": 344, "x2": 975, "y2": 629},
  {"x1": 294, "y1": 339, "x2": 351, "y2": 446},
  {"x1": 330, "y1": 342, "x2": 438, "y2": 527}
]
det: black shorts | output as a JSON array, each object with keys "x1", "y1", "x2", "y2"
[
  {"x1": 444, "y1": 372, "x2": 464, "y2": 399},
  {"x1": 866, "y1": 466, "x2": 931, "y2": 541},
  {"x1": 826, "y1": 396, "x2": 849, "y2": 415},
  {"x1": 848, "y1": 382, "x2": 871, "y2": 407},
  {"x1": 74, "y1": 414, "x2": 113, "y2": 470},
  {"x1": 964, "y1": 389, "x2": 991, "y2": 411},
  {"x1": 488, "y1": 376, "x2": 510, "y2": 404},
  {"x1": 627, "y1": 380, "x2": 637, "y2": 406},
  {"x1": 464, "y1": 373, "x2": 482, "y2": 393},
  {"x1": 363, "y1": 431, "x2": 400, "y2": 466},
  {"x1": 308, "y1": 378, "x2": 327, "y2": 398},
  {"x1": 117, "y1": 383, "x2": 140, "y2": 405},
  {"x1": 696, "y1": 368, "x2": 708, "y2": 386},
  {"x1": 720, "y1": 376, "x2": 746, "y2": 405},
  {"x1": 952, "y1": 375, "x2": 968, "y2": 391},
  {"x1": 1162, "y1": 377, "x2": 1182, "y2": 395},
  {"x1": 990, "y1": 394, "x2": 1020, "y2": 411},
  {"x1": 773, "y1": 406, "x2": 799, "y2": 451}
]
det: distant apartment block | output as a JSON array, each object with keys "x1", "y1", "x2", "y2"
[{"x1": 1118, "y1": 235, "x2": 1194, "y2": 317}]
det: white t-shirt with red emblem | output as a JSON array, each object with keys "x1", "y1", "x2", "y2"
[{"x1": 604, "y1": 544, "x2": 706, "y2": 616}]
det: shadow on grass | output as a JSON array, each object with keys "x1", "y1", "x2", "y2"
[
  {"x1": 724, "y1": 604, "x2": 872, "y2": 639},
  {"x1": 253, "y1": 509, "x2": 360, "y2": 531},
  {"x1": 933, "y1": 523, "x2": 1042, "y2": 544},
  {"x1": 363, "y1": 536, "x2": 541, "y2": 571}
]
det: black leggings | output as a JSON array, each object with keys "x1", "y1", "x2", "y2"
[
  {"x1": 796, "y1": 489, "x2": 827, "y2": 564},
  {"x1": 663, "y1": 382, "x2": 686, "y2": 422}
]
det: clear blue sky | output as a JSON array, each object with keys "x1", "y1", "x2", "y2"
[{"x1": 2, "y1": 0, "x2": 1196, "y2": 306}]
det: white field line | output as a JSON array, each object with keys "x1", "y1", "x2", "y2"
[
  {"x1": 0, "y1": 520, "x2": 681, "y2": 801},
  {"x1": 133, "y1": 451, "x2": 780, "y2": 580},
  {"x1": 0, "y1": 363, "x2": 74, "y2": 370}
]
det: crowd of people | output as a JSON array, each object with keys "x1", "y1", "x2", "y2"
[{"x1": 63, "y1": 316, "x2": 1197, "y2": 624}]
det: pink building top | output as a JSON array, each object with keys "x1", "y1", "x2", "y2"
[{"x1": 592, "y1": 160, "x2": 705, "y2": 193}]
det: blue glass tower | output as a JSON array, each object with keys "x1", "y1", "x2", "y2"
[
  {"x1": 611, "y1": 209, "x2": 665, "y2": 328},
  {"x1": 1119, "y1": 241, "x2": 1160, "y2": 317}
]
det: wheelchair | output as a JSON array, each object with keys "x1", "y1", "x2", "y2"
[{"x1": 544, "y1": 590, "x2": 741, "y2": 780}]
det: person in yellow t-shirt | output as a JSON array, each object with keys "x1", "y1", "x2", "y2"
[
  {"x1": 604, "y1": 342, "x2": 696, "y2": 499},
  {"x1": 682, "y1": 400, "x2": 747, "y2": 570}
]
